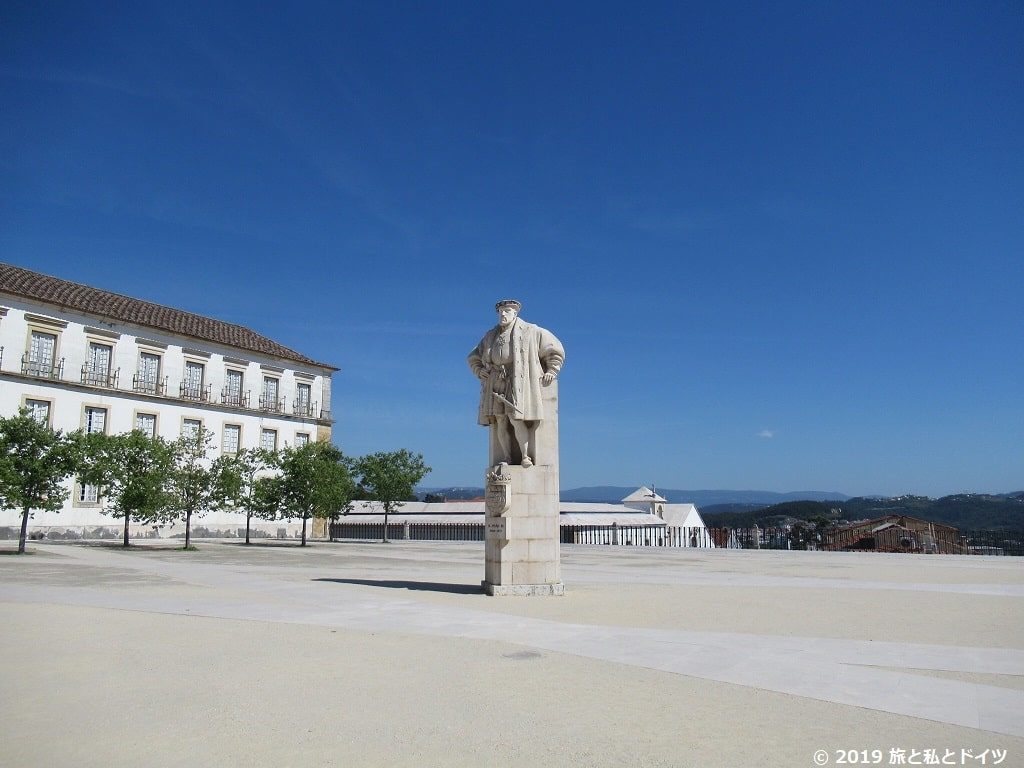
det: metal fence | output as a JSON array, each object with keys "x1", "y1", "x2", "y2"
[
  {"x1": 330, "y1": 522, "x2": 485, "y2": 541},
  {"x1": 327, "y1": 521, "x2": 1024, "y2": 555},
  {"x1": 718, "y1": 526, "x2": 1023, "y2": 555},
  {"x1": 330, "y1": 522, "x2": 405, "y2": 540},
  {"x1": 957, "y1": 530, "x2": 1024, "y2": 556},
  {"x1": 560, "y1": 525, "x2": 715, "y2": 547}
]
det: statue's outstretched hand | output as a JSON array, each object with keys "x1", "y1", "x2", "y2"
[{"x1": 541, "y1": 372, "x2": 556, "y2": 386}]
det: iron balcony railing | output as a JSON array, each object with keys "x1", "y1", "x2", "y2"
[
  {"x1": 21, "y1": 353, "x2": 64, "y2": 380},
  {"x1": 320, "y1": 407, "x2": 332, "y2": 420},
  {"x1": 179, "y1": 382, "x2": 212, "y2": 402},
  {"x1": 259, "y1": 394, "x2": 286, "y2": 414},
  {"x1": 81, "y1": 364, "x2": 120, "y2": 389},
  {"x1": 133, "y1": 373, "x2": 167, "y2": 396},
  {"x1": 222, "y1": 388, "x2": 250, "y2": 408},
  {"x1": 292, "y1": 399, "x2": 318, "y2": 418}
]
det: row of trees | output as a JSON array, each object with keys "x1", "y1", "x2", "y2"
[{"x1": 0, "y1": 409, "x2": 430, "y2": 554}]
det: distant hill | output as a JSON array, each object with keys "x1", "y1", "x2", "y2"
[
  {"x1": 417, "y1": 487, "x2": 484, "y2": 500},
  {"x1": 840, "y1": 494, "x2": 1024, "y2": 530},
  {"x1": 558, "y1": 487, "x2": 850, "y2": 506},
  {"x1": 700, "y1": 503, "x2": 775, "y2": 518},
  {"x1": 420, "y1": 486, "x2": 849, "y2": 506},
  {"x1": 418, "y1": 486, "x2": 1024, "y2": 531},
  {"x1": 700, "y1": 494, "x2": 1024, "y2": 531}
]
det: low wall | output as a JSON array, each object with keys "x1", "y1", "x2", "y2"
[{"x1": 0, "y1": 521, "x2": 312, "y2": 541}]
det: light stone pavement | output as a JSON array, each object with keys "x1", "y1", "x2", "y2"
[{"x1": 1, "y1": 540, "x2": 1022, "y2": 768}]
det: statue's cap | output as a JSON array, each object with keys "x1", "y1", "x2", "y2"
[{"x1": 495, "y1": 299, "x2": 522, "y2": 312}]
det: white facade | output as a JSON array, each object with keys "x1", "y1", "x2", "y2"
[
  {"x1": 0, "y1": 273, "x2": 336, "y2": 538},
  {"x1": 336, "y1": 489, "x2": 715, "y2": 547}
]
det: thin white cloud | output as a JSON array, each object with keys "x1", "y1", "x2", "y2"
[{"x1": 757, "y1": 430, "x2": 774, "y2": 439}]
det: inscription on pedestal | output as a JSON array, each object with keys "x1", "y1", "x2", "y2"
[{"x1": 485, "y1": 519, "x2": 507, "y2": 540}]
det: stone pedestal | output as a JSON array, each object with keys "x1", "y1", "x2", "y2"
[{"x1": 482, "y1": 381, "x2": 563, "y2": 596}]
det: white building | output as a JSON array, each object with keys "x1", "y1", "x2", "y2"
[
  {"x1": 337, "y1": 486, "x2": 715, "y2": 547},
  {"x1": 0, "y1": 262, "x2": 337, "y2": 539},
  {"x1": 621, "y1": 486, "x2": 707, "y2": 528}
]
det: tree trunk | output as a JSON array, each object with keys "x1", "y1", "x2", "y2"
[
  {"x1": 184, "y1": 511, "x2": 191, "y2": 549},
  {"x1": 382, "y1": 506, "x2": 389, "y2": 543},
  {"x1": 245, "y1": 512, "x2": 251, "y2": 545},
  {"x1": 123, "y1": 515, "x2": 130, "y2": 548},
  {"x1": 18, "y1": 507, "x2": 30, "y2": 554},
  {"x1": 301, "y1": 516, "x2": 307, "y2": 547}
]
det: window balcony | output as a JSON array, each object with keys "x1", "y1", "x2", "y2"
[
  {"x1": 222, "y1": 388, "x2": 250, "y2": 408},
  {"x1": 292, "y1": 399, "x2": 318, "y2": 418},
  {"x1": 259, "y1": 394, "x2": 286, "y2": 414},
  {"x1": 81, "y1": 364, "x2": 120, "y2": 389},
  {"x1": 21, "y1": 354, "x2": 64, "y2": 380},
  {"x1": 179, "y1": 382, "x2": 212, "y2": 402},
  {"x1": 133, "y1": 374, "x2": 167, "y2": 396}
]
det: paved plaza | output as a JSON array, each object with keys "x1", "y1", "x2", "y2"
[{"x1": 1, "y1": 540, "x2": 1022, "y2": 767}]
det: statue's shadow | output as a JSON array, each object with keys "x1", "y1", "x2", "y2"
[{"x1": 313, "y1": 578, "x2": 481, "y2": 595}]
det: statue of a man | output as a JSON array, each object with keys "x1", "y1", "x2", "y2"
[{"x1": 468, "y1": 300, "x2": 565, "y2": 468}]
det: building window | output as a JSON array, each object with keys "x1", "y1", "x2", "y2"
[
  {"x1": 260, "y1": 428, "x2": 277, "y2": 451},
  {"x1": 261, "y1": 376, "x2": 280, "y2": 412},
  {"x1": 78, "y1": 483, "x2": 99, "y2": 504},
  {"x1": 135, "y1": 413, "x2": 157, "y2": 439},
  {"x1": 25, "y1": 330, "x2": 57, "y2": 377},
  {"x1": 295, "y1": 382, "x2": 312, "y2": 416},
  {"x1": 224, "y1": 369, "x2": 245, "y2": 407},
  {"x1": 83, "y1": 342, "x2": 113, "y2": 386},
  {"x1": 223, "y1": 424, "x2": 241, "y2": 454},
  {"x1": 84, "y1": 407, "x2": 107, "y2": 435},
  {"x1": 136, "y1": 352, "x2": 162, "y2": 394},
  {"x1": 182, "y1": 361, "x2": 206, "y2": 401},
  {"x1": 24, "y1": 399, "x2": 51, "y2": 425},
  {"x1": 294, "y1": 432, "x2": 310, "y2": 447},
  {"x1": 182, "y1": 418, "x2": 201, "y2": 439}
]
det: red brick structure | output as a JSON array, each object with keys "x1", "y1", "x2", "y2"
[{"x1": 822, "y1": 515, "x2": 963, "y2": 554}]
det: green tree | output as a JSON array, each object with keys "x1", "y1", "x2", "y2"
[
  {"x1": 356, "y1": 449, "x2": 430, "y2": 543},
  {"x1": 214, "y1": 447, "x2": 280, "y2": 544},
  {"x1": 167, "y1": 425, "x2": 218, "y2": 549},
  {"x1": 272, "y1": 441, "x2": 356, "y2": 546},
  {"x1": 78, "y1": 430, "x2": 177, "y2": 547},
  {"x1": 0, "y1": 409, "x2": 78, "y2": 554}
]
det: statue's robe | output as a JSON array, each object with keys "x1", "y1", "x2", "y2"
[{"x1": 468, "y1": 320, "x2": 564, "y2": 426}]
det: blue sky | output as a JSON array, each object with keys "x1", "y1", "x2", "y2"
[{"x1": 2, "y1": 2, "x2": 1021, "y2": 496}]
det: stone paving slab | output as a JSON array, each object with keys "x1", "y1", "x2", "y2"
[{"x1": 1, "y1": 540, "x2": 1022, "y2": 767}]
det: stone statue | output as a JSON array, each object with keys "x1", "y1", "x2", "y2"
[{"x1": 468, "y1": 299, "x2": 565, "y2": 468}]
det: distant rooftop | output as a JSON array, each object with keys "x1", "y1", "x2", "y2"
[
  {"x1": 622, "y1": 486, "x2": 667, "y2": 504},
  {"x1": 0, "y1": 262, "x2": 337, "y2": 370}
]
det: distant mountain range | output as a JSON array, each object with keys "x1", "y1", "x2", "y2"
[
  {"x1": 559, "y1": 487, "x2": 850, "y2": 506},
  {"x1": 416, "y1": 487, "x2": 1024, "y2": 530},
  {"x1": 699, "y1": 493, "x2": 1024, "y2": 531},
  {"x1": 418, "y1": 486, "x2": 850, "y2": 506}
]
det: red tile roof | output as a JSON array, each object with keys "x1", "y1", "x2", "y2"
[{"x1": 0, "y1": 262, "x2": 337, "y2": 370}]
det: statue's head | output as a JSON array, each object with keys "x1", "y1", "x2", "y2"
[{"x1": 495, "y1": 299, "x2": 521, "y2": 328}]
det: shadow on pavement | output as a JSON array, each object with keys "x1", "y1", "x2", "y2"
[
  {"x1": 23, "y1": 541, "x2": 185, "y2": 551},
  {"x1": 219, "y1": 541, "x2": 308, "y2": 548},
  {"x1": 314, "y1": 577, "x2": 482, "y2": 595}
]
